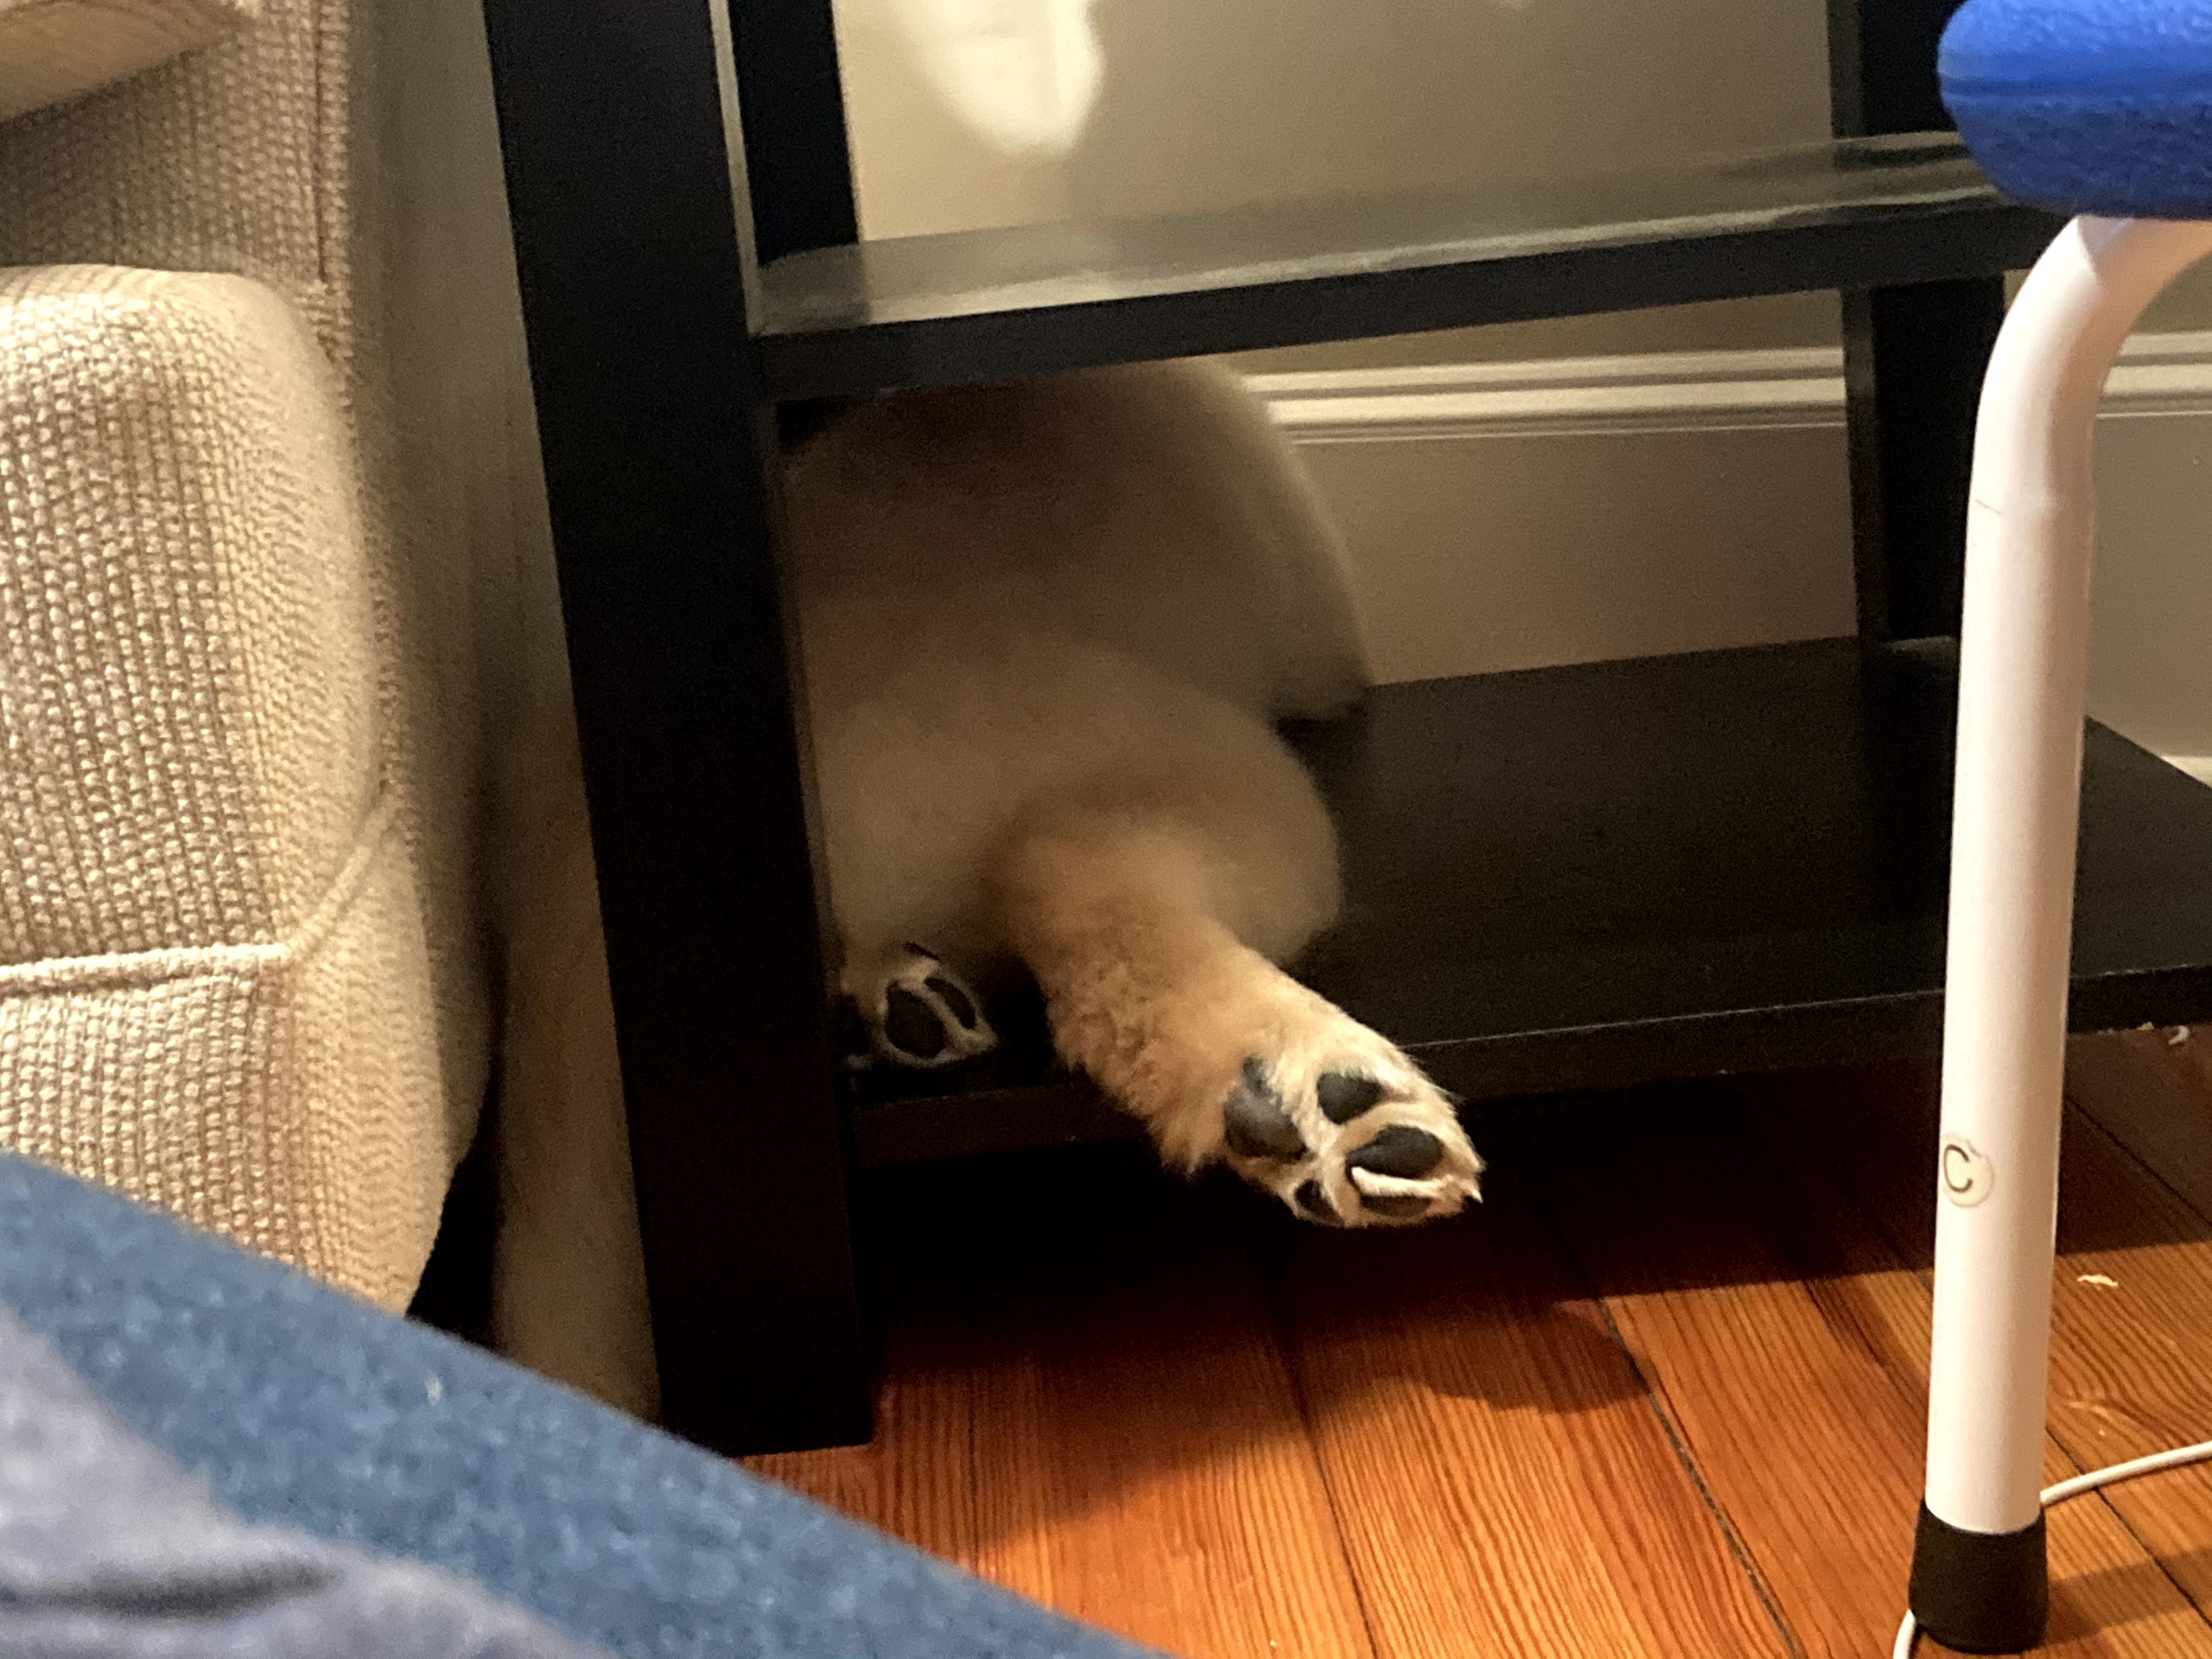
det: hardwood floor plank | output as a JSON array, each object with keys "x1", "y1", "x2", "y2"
[
  {"x1": 1797, "y1": 1046, "x2": 2212, "y2": 1632},
  {"x1": 748, "y1": 1051, "x2": 2212, "y2": 1659},
  {"x1": 2045, "y1": 1110, "x2": 2212, "y2": 1629},
  {"x1": 748, "y1": 1149, "x2": 1374, "y2": 1659},
  {"x1": 1273, "y1": 1160, "x2": 1790, "y2": 1659},
  {"x1": 1530, "y1": 1081, "x2": 2212, "y2": 1657}
]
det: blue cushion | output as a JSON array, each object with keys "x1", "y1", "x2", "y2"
[
  {"x1": 1940, "y1": 0, "x2": 2212, "y2": 218},
  {"x1": 0, "y1": 1153, "x2": 1160, "y2": 1659}
]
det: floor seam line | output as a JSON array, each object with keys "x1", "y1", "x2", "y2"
[
  {"x1": 1254, "y1": 1217, "x2": 1387, "y2": 1659},
  {"x1": 1522, "y1": 1124, "x2": 1809, "y2": 1659}
]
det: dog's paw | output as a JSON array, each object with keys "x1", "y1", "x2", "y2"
[
  {"x1": 843, "y1": 944, "x2": 998, "y2": 1070},
  {"x1": 1219, "y1": 1042, "x2": 1481, "y2": 1228}
]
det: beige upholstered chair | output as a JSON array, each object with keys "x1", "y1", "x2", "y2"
[{"x1": 0, "y1": 0, "x2": 573, "y2": 1315}]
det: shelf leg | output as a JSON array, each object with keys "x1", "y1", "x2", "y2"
[
  {"x1": 481, "y1": 0, "x2": 870, "y2": 1453},
  {"x1": 1827, "y1": 0, "x2": 2000, "y2": 642},
  {"x1": 1842, "y1": 279, "x2": 2006, "y2": 640}
]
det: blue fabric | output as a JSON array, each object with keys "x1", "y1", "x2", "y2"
[
  {"x1": 1942, "y1": 0, "x2": 2212, "y2": 217},
  {"x1": 0, "y1": 1152, "x2": 1161, "y2": 1659},
  {"x1": 0, "y1": 1305, "x2": 612, "y2": 1659}
]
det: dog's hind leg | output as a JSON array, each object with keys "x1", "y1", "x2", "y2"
[{"x1": 986, "y1": 735, "x2": 1481, "y2": 1227}]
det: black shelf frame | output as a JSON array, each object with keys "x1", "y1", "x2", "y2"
[
  {"x1": 753, "y1": 136, "x2": 2057, "y2": 403},
  {"x1": 479, "y1": 0, "x2": 2212, "y2": 1455},
  {"x1": 1827, "y1": 0, "x2": 2009, "y2": 640}
]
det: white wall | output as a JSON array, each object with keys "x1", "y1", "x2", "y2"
[
  {"x1": 833, "y1": 0, "x2": 1843, "y2": 359},
  {"x1": 830, "y1": 0, "x2": 2212, "y2": 771},
  {"x1": 1255, "y1": 349, "x2": 1858, "y2": 679},
  {"x1": 1254, "y1": 348, "x2": 2212, "y2": 770},
  {"x1": 2088, "y1": 408, "x2": 2212, "y2": 769}
]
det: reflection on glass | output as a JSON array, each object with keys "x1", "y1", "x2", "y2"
[{"x1": 883, "y1": 0, "x2": 1102, "y2": 157}]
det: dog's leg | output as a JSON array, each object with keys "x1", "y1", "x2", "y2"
[
  {"x1": 988, "y1": 761, "x2": 1482, "y2": 1226},
  {"x1": 839, "y1": 941, "x2": 997, "y2": 1069}
]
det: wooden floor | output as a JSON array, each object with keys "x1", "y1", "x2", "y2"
[{"x1": 751, "y1": 1030, "x2": 2212, "y2": 1658}]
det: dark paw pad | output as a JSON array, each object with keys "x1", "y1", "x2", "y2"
[
  {"x1": 883, "y1": 986, "x2": 949, "y2": 1060},
  {"x1": 1317, "y1": 1073, "x2": 1386, "y2": 1124},
  {"x1": 1346, "y1": 1125, "x2": 1446, "y2": 1180},
  {"x1": 1294, "y1": 1178, "x2": 1340, "y2": 1224},
  {"x1": 1223, "y1": 1060, "x2": 1306, "y2": 1161}
]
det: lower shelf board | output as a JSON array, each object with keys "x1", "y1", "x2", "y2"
[{"x1": 849, "y1": 636, "x2": 2212, "y2": 1169}]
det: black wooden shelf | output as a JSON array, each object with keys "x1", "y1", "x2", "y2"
[
  {"x1": 759, "y1": 134, "x2": 2061, "y2": 402},
  {"x1": 850, "y1": 637, "x2": 2212, "y2": 1169}
]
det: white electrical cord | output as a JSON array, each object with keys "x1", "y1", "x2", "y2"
[{"x1": 1892, "y1": 1439, "x2": 2212, "y2": 1657}]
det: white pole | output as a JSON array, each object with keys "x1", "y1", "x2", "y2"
[{"x1": 1916, "y1": 214, "x2": 2212, "y2": 1651}]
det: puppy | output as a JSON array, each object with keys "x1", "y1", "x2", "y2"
[
  {"x1": 795, "y1": 358, "x2": 1482, "y2": 1222},
  {"x1": 494, "y1": 359, "x2": 1481, "y2": 1416}
]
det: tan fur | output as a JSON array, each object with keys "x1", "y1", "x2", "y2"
[
  {"x1": 985, "y1": 757, "x2": 1477, "y2": 1216},
  {"x1": 988, "y1": 763, "x2": 1350, "y2": 1169},
  {"x1": 787, "y1": 360, "x2": 1370, "y2": 979},
  {"x1": 492, "y1": 359, "x2": 1479, "y2": 1417},
  {"x1": 490, "y1": 693, "x2": 661, "y2": 1419}
]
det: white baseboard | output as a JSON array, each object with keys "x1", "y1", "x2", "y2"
[
  {"x1": 1240, "y1": 331, "x2": 2212, "y2": 783},
  {"x1": 1249, "y1": 329, "x2": 2212, "y2": 443}
]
